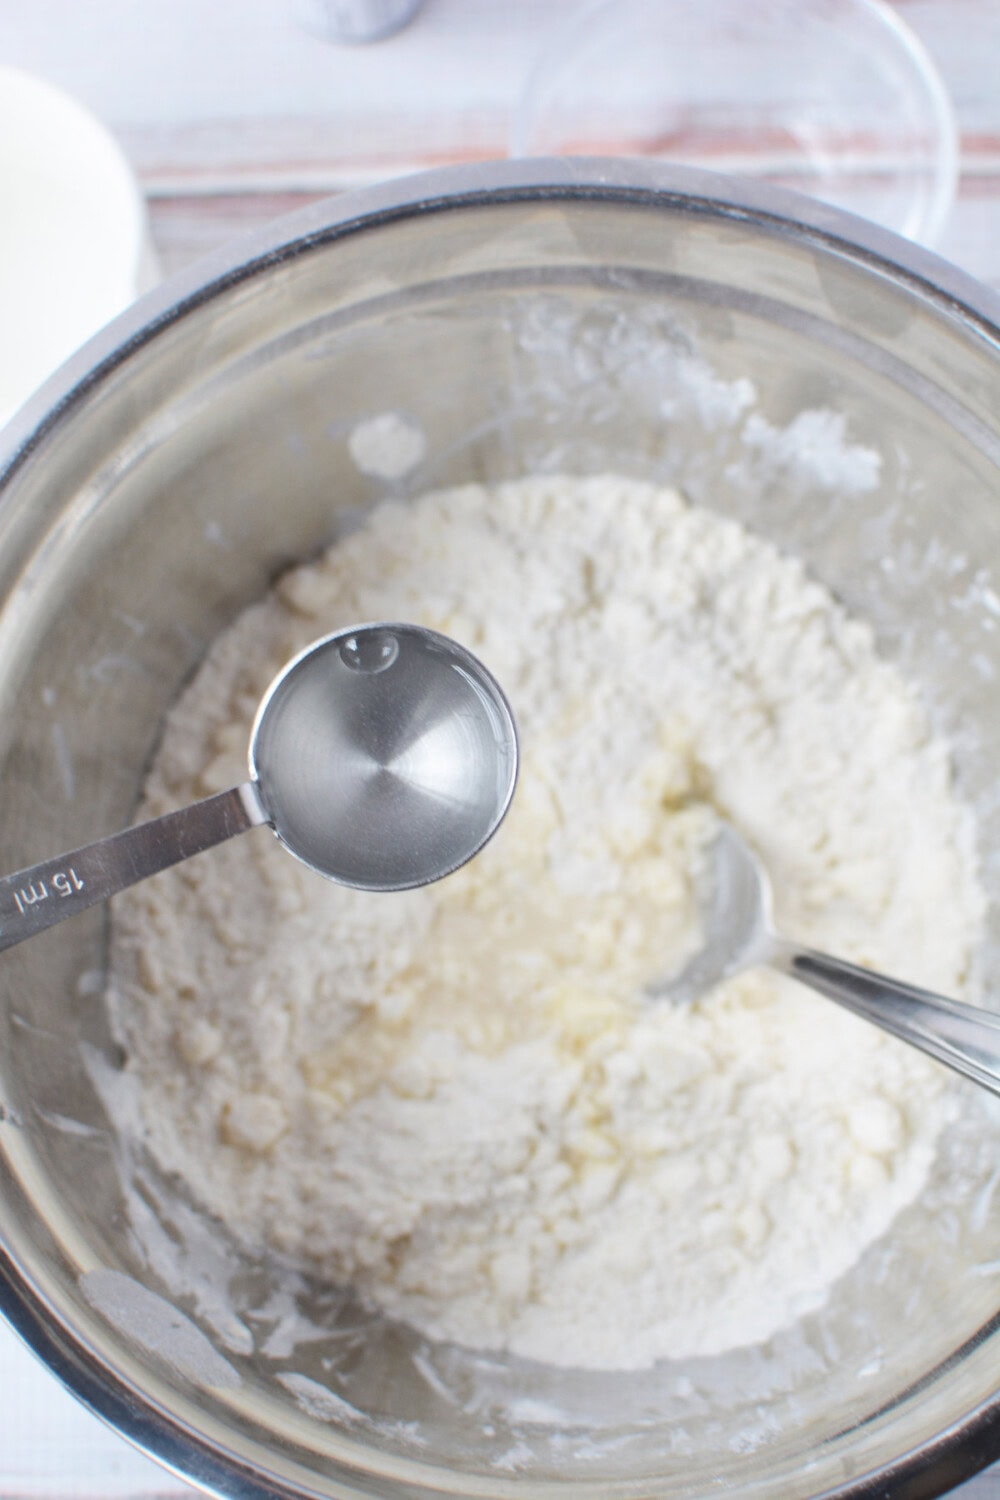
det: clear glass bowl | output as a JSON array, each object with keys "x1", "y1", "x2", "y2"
[
  {"x1": 2, "y1": 160, "x2": 1000, "y2": 1499},
  {"x1": 511, "y1": 0, "x2": 958, "y2": 246}
]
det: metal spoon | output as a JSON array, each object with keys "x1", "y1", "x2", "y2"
[
  {"x1": 661, "y1": 821, "x2": 1000, "y2": 1099},
  {"x1": 0, "y1": 623, "x2": 518, "y2": 953}
]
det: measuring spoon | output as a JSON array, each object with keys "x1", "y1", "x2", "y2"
[{"x1": 0, "y1": 623, "x2": 518, "y2": 952}]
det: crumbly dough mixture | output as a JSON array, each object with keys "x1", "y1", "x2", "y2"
[{"x1": 111, "y1": 476, "x2": 983, "y2": 1370}]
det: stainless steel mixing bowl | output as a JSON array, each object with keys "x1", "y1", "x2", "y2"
[{"x1": 3, "y1": 159, "x2": 1000, "y2": 1500}]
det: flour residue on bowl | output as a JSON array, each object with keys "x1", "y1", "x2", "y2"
[
  {"x1": 348, "y1": 412, "x2": 426, "y2": 479},
  {"x1": 109, "y1": 474, "x2": 983, "y2": 1371}
]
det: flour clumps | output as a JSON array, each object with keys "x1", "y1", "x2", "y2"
[{"x1": 110, "y1": 475, "x2": 984, "y2": 1370}]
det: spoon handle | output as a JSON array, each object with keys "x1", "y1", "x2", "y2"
[
  {"x1": 771, "y1": 941, "x2": 1000, "y2": 1098},
  {"x1": 0, "y1": 784, "x2": 266, "y2": 955}
]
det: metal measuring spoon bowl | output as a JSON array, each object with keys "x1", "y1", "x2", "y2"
[{"x1": 0, "y1": 623, "x2": 519, "y2": 952}]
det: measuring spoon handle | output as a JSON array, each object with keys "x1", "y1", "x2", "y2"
[
  {"x1": 771, "y1": 941, "x2": 1000, "y2": 1098},
  {"x1": 0, "y1": 784, "x2": 266, "y2": 954}
]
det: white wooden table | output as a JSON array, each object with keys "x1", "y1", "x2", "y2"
[{"x1": 3, "y1": 1, "x2": 1000, "y2": 1494}]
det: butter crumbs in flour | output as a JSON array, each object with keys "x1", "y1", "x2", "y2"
[{"x1": 110, "y1": 476, "x2": 983, "y2": 1370}]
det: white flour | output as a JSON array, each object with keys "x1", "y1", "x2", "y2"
[{"x1": 110, "y1": 475, "x2": 983, "y2": 1370}]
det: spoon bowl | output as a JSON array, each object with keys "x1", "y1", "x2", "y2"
[{"x1": 251, "y1": 624, "x2": 518, "y2": 891}]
